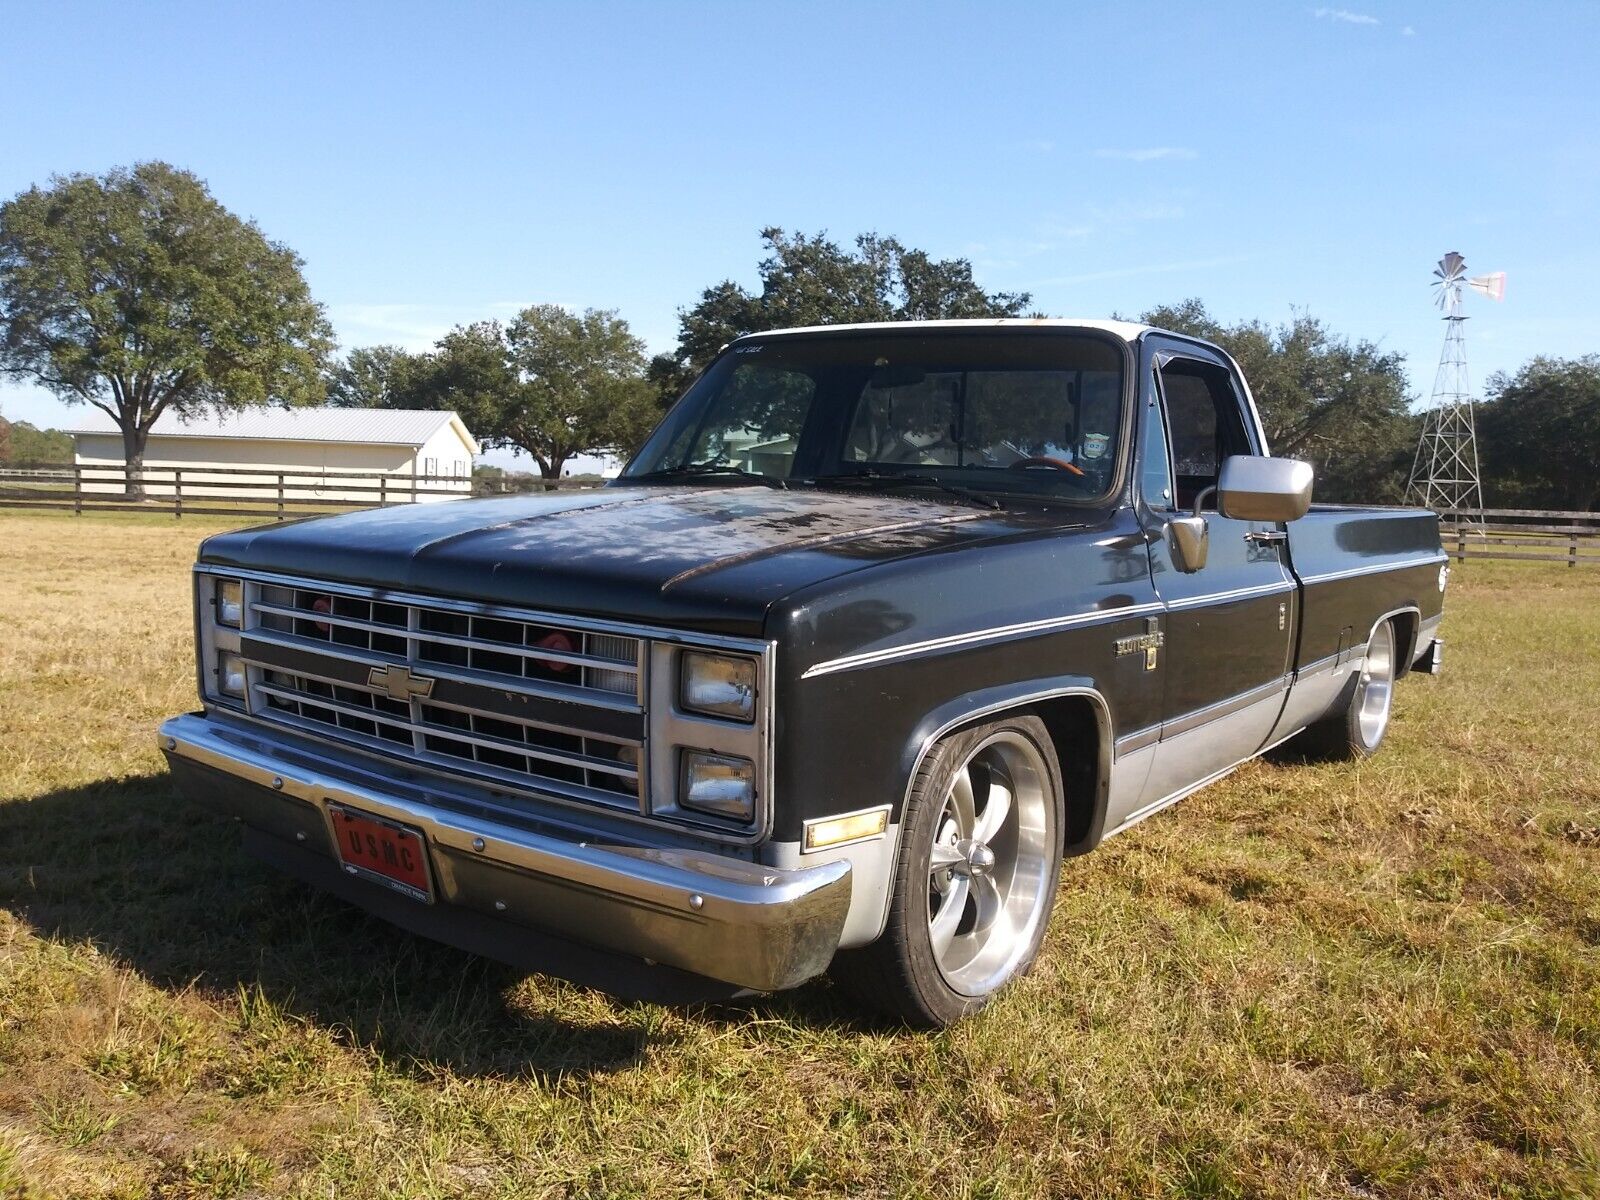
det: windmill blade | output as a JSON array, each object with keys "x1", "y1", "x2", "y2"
[
  {"x1": 1468, "y1": 272, "x2": 1506, "y2": 301},
  {"x1": 1435, "y1": 250, "x2": 1466, "y2": 281}
]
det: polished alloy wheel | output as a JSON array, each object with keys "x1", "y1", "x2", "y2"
[
  {"x1": 1355, "y1": 621, "x2": 1396, "y2": 747},
  {"x1": 924, "y1": 731, "x2": 1056, "y2": 997}
]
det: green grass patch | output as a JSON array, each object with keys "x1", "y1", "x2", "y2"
[{"x1": 0, "y1": 511, "x2": 1597, "y2": 1197}]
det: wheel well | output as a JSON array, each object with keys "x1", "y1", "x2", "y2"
[
  {"x1": 1028, "y1": 695, "x2": 1106, "y2": 854},
  {"x1": 1387, "y1": 610, "x2": 1419, "y2": 679}
]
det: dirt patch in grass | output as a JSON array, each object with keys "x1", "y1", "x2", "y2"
[{"x1": 1, "y1": 512, "x2": 1598, "y2": 1197}]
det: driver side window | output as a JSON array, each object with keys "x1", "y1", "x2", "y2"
[{"x1": 1154, "y1": 358, "x2": 1254, "y2": 509}]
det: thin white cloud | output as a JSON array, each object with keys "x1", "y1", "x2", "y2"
[
  {"x1": 1402, "y1": 25, "x2": 1416, "y2": 35},
  {"x1": 1094, "y1": 147, "x2": 1198, "y2": 163},
  {"x1": 1312, "y1": 7, "x2": 1380, "y2": 25}
]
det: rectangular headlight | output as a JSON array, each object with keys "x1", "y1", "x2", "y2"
[
  {"x1": 680, "y1": 651, "x2": 757, "y2": 722},
  {"x1": 215, "y1": 578, "x2": 243, "y2": 627},
  {"x1": 217, "y1": 651, "x2": 247, "y2": 699},
  {"x1": 680, "y1": 751, "x2": 755, "y2": 821}
]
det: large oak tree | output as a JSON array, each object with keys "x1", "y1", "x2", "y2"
[
  {"x1": 650, "y1": 227, "x2": 1033, "y2": 406},
  {"x1": 1479, "y1": 356, "x2": 1600, "y2": 510},
  {"x1": 325, "y1": 344, "x2": 419, "y2": 408},
  {"x1": 0, "y1": 162, "x2": 332, "y2": 496},
  {"x1": 1141, "y1": 300, "x2": 1417, "y2": 503},
  {"x1": 401, "y1": 305, "x2": 656, "y2": 487}
]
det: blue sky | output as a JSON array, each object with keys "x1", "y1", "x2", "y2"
[{"x1": 2, "y1": 1, "x2": 1595, "y2": 471}]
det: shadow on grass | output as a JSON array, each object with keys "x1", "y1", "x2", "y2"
[{"x1": 1, "y1": 772, "x2": 804, "y2": 1080}]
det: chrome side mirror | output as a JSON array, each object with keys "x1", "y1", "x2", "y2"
[
  {"x1": 1216, "y1": 455, "x2": 1314, "y2": 523},
  {"x1": 1170, "y1": 513, "x2": 1209, "y2": 572},
  {"x1": 1169, "y1": 485, "x2": 1214, "y2": 573}
]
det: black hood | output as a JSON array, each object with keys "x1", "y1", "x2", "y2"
[{"x1": 199, "y1": 485, "x2": 1050, "y2": 637}]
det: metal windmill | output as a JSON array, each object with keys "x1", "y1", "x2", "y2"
[{"x1": 1406, "y1": 251, "x2": 1506, "y2": 521}]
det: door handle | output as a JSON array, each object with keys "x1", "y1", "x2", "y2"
[{"x1": 1244, "y1": 530, "x2": 1287, "y2": 545}]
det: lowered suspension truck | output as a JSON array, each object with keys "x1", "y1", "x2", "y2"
[{"x1": 160, "y1": 319, "x2": 1446, "y2": 1027}]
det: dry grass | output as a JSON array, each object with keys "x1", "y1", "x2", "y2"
[{"x1": 1, "y1": 508, "x2": 1597, "y2": 1199}]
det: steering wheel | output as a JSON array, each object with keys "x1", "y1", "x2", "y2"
[{"x1": 1008, "y1": 455, "x2": 1086, "y2": 477}]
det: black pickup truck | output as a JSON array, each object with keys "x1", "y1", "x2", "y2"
[{"x1": 160, "y1": 319, "x2": 1446, "y2": 1026}]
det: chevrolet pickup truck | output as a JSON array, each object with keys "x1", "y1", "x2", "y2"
[{"x1": 159, "y1": 319, "x2": 1446, "y2": 1027}]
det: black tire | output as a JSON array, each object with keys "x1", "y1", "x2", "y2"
[
  {"x1": 832, "y1": 714, "x2": 1066, "y2": 1028},
  {"x1": 1291, "y1": 620, "x2": 1399, "y2": 761}
]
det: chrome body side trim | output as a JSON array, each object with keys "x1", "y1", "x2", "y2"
[
  {"x1": 159, "y1": 713, "x2": 850, "y2": 993},
  {"x1": 1297, "y1": 554, "x2": 1448, "y2": 586},
  {"x1": 1119, "y1": 697, "x2": 1283, "y2": 826},
  {"x1": 1267, "y1": 657, "x2": 1355, "y2": 746},
  {"x1": 799, "y1": 604, "x2": 1165, "y2": 679},
  {"x1": 1159, "y1": 673, "x2": 1290, "y2": 740},
  {"x1": 1105, "y1": 711, "x2": 1322, "y2": 839},
  {"x1": 1295, "y1": 651, "x2": 1342, "y2": 680},
  {"x1": 1113, "y1": 723, "x2": 1161, "y2": 756},
  {"x1": 1164, "y1": 580, "x2": 1296, "y2": 611}
]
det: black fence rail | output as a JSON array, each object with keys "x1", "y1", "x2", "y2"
[
  {"x1": 1439, "y1": 509, "x2": 1600, "y2": 568},
  {"x1": 0, "y1": 463, "x2": 600, "y2": 520}
]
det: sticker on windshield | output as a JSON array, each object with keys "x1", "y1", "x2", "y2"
[{"x1": 1082, "y1": 432, "x2": 1110, "y2": 460}]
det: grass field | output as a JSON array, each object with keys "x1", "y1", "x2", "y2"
[{"x1": 1, "y1": 509, "x2": 1597, "y2": 1199}]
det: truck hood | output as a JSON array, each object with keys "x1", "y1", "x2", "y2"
[{"x1": 199, "y1": 485, "x2": 1049, "y2": 637}]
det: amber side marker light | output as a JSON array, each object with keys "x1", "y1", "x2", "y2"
[{"x1": 803, "y1": 806, "x2": 890, "y2": 853}]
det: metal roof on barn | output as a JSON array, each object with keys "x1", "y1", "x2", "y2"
[{"x1": 68, "y1": 406, "x2": 478, "y2": 454}]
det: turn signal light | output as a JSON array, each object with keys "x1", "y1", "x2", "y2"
[{"x1": 803, "y1": 807, "x2": 890, "y2": 852}]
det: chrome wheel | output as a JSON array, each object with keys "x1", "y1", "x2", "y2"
[
  {"x1": 925, "y1": 731, "x2": 1056, "y2": 997},
  {"x1": 1355, "y1": 622, "x2": 1396, "y2": 747}
]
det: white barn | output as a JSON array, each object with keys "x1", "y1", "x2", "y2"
[{"x1": 70, "y1": 407, "x2": 479, "y2": 503}]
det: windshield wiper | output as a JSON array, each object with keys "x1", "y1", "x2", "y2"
[
  {"x1": 628, "y1": 462, "x2": 788, "y2": 490},
  {"x1": 808, "y1": 470, "x2": 1002, "y2": 511}
]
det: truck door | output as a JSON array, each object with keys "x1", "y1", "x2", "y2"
[{"x1": 1131, "y1": 343, "x2": 1296, "y2": 814}]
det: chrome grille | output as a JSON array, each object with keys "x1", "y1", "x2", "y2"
[
  {"x1": 238, "y1": 579, "x2": 645, "y2": 809},
  {"x1": 253, "y1": 583, "x2": 640, "y2": 697}
]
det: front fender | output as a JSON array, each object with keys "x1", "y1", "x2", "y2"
[{"x1": 897, "y1": 676, "x2": 1115, "y2": 852}]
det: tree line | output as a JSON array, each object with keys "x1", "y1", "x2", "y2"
[{"x1": 2, "y1": 162, "x2": 1595, "y2": 507}]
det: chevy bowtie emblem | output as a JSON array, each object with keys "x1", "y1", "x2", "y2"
[{"x1": 368, "y1": 663, "x2": 436, "y2": 702}]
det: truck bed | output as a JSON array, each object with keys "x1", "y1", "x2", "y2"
[{"x1": 1286, "y1": 505, "x2": 1446, "y2": 675}]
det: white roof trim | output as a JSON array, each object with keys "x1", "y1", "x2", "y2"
[{"x1": 736, "y1": 317, "x2": 1152, "y2": 342}]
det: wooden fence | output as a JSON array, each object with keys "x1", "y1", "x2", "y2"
[
  {"x1": 3, "y1": 469, "x2": 1595, "y2": 565},
  {"x1": 0, "y1": 463, "x2": 599, "y2": 520},
  {"x1": 1439, "y1": 509, "x2": 1600, "y2": 568}
]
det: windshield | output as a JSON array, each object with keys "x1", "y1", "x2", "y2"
[{"x1": 624, "y1": 331, "x2": 1127, "y2": 502}]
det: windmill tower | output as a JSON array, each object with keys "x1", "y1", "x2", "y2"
[{"x1": 1406, "y1": 251, "x2": 1506, "y2": 521}]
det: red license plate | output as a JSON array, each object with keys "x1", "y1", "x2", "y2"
[{"x1": 328, "y1": 804, "x2": 434, "y2": 903}]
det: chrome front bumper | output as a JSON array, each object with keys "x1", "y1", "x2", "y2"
[{"x1": 157, "y1": 713, "x2": 852, "y2": 995}]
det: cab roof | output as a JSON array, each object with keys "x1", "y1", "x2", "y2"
[{"x1": 736, "y1": 317, "x2": 1153, "y2": 343}]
